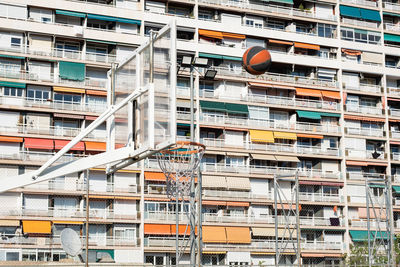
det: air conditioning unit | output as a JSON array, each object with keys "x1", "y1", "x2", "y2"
[{"x1": 73, "y1": 26, "x2": 83, "y2": 36}]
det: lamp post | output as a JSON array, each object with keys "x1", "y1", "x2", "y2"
[{"x1": 179, "y1": 56, "x2": 217, "y2": 266}]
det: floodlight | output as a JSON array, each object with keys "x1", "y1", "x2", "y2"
[
  {"x1": 181, "y1": 56, "x2": 193, "y2": 67},
  {"x1": 193, "y1": 57, "x2": 208, "y2": 67},
  {"x1": 204, "y1": 69, "x2": 217, "y2": 80}
]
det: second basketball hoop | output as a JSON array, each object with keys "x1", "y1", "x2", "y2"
[{"x1": 157, "y1": 141, "x2": 205, "y2": 198}]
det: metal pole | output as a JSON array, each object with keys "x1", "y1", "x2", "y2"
[
  {"x1": 295, "y1": 172, "x2": 301, "y2": 267},
  {"x1": 386, "y1": 176, "x2": 395, "y2": 267},
  {"x1": 196, "y1": 170, "x2": 202, "y2": 267},
  {"x1": 366, "y1": 180, "x2": 371, "y2": 267},
  {"x1": 189, "y1": 67, "x2": 196, "y2": 266},
  {"x1": 85, "y1": 170, "x2": 89, "y2": 267},
  {"x1": 176, "y1": 191, "x2": 179, "y2": 266},
  {"x1": 274, "y1": 175, "x2": 279, "y2": 267}
]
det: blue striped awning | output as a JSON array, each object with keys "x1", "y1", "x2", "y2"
[
  {"x1": 87, "y1": 14, "x2": 141, "y2": 25},
  {"x1": 340, "y1": 5, "x2": 362, "y2": 19},
  {"x1": 55, "y1": 10, "x2": 86, "y2": 18},
  {"x1": 360, "y1": 8, "x2": 381, "y2": 22}
]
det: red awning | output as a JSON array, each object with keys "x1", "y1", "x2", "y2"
[
  {"x1": 24, "y1": 138, "x2": 54, "y2": 150},
  {"x1": 346, "y1": 160, "x2": 368, "y2": 166},
  {"x1": 54, "y1": 140, "x2": 85, "y2": 151},
  {"x1": 341, "y1": 48, "x2": 361, "y2": 56},
  {"x1": 344, "y1": 115, "x2": 385, "y2": 122}
]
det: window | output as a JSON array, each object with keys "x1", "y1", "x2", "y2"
[
  {"x1": 225, "y1": 156, "x2": 244, "y2": 166},
  {"x1": 198, "y1": 10, "x2": 213, "y2": 20},
  {"x1": 87, "y1": 20, "x2": 108, "y2": 30},
  {"x1": 6, "y1": 252, "x2": 19, "y2": 261},
  {"x1": 341, "y1": 28, "x2": 380, "y2": 44},
  {"x1": 318, "y1": 23, "x2": 336, "y2": 38},
  {"x1": 245, "y1": 19, "x2": 262, "y2": 28},
  {"x1": 11, "y1": 37, "x2": 21, "y2": 48},
  {"x1": 54, "y1": 93, "x2": 82, "y2": 104},
  {"x1": 373, "y1": 187, "x2": 384, "y2": 197},
  {"x1": 27, "y1": 87, "x2": 50, "y2": 102},
  {"x1": 42, "y1": 17, "x2": 51, "y2": 23},
  {"x1": 4, "y1": 87, "x2": 23, "y2": 97}
]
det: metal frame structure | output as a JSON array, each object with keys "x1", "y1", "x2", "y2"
[
  {"x1": 273, "y1": 172, "x2": 301, "y2": 267},
  {"x1": 365, "y1": 177, "x2": 395, "y2": 267}
]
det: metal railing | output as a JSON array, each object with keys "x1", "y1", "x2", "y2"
[
  {"x1": 344, "y1": 83, "x2": 382, "y2": 94},
  {"x1": 0, "y1": 150, "x2": 86, "y2": 163},
  {"x1": 346, "y1": 149, "x2": 386, "y2": 160},
  {"x1": 349, "y1": 218, "x2": 388, "y2": 228},
  {"x1": 341, "y1": 0, "x2": 377, "y2": 7},
  {"x1": 388, "y1": 86, "x2": 400, "y2": 96},
  {"x1": 383, "y1": 1, "x2": 400, "y2": 11},
  {"x1": 341, "y1": 17, "x2": 379, "y2": 29},
  {"x1": 384, "y1": 22, "x2": 400, "y2": 32},
  {"x1": 347, "y1": 172, "x2": 385, "y2": 181},
  {"x1": 299, "y1": 192, "x2": 344, "y2": 203},
  {"x1": 345, "y1": 104, "x2": 383, "y2": 115},
  {"x1": 345, "y1": 127, "x2": 384, "y2": 137}
]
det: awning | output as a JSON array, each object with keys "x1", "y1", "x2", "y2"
[
  {"x1": 383, "y1": 11, "x2": 400, "y2": 18},
  {"x1": 297, "y1": 110, "x2": 321, "y2": 120},
  {"x1": 85, "y1": 141, "x2": 106, "y2": 152},
  {"x1": 199, "y1": 29, "x2": 223, "y2": 39},
  {"x1": 171, "y1": 224, "x2": 194, "y2": 235},
  {"x1": 144, "y1": 172, "x2": 166, "y2": 182},
  {"x1": 54, "y1": 140, "x2": 85, "y2": 151},
  {"x1": 222, "y1": 32, "x2": 246, "y2": 39},
  {"x1": 199, "y1": 52, "x2": 223, "y2": 59},
  {"x1": 226, "y1": 152, "x2": 248, "y2": 157},
  {"x1": 22, "y1": 220, "x2": 52, "y2": 234},
  {"x1": 393, "y1": 186, "x2": 400, "y2": 194},
  {"x1": 346, "y1": 160, "x2": 368, "y2": 166},
  {"x1": 202, "y1": 175, "x2": 227, "y2": 188},
  {"x1": 344, "y1": 115, "x2": 385, "y2": 122},
  {"x1": 249, "y1": 130, "x2": 274, "y2": 143},
  {"x1": 24, "y1": 138, "x2": 54, "y2": 150},
  {"x1": 0, "y1": 136, "x2": 23, "y2": 143},
  {"x1": 202, "y1": 200, "x2": 227, "y2": 206},
  {"x1": 227, "y1": 201, "x2": 250, "y2": 207},
  {"x1": 302, "y1": 253, "x2": 342, "y2": 258},
  {"x1": 53, "y1": 221, "x2": 84, "y2": 225},
  {"x1": 200, "y1": 100, "x2": 225, "y2": 112},
  {"x1": 144, "y1": 224, "x2": 172, "y2": 235},
  {"x1": 226, "y1": 227, "x2": 251, "y2": 244},
  {"x1": 226, "y1": 177, "x2": 251, "y2": 190},
  {"x1": 358, "y1": 207, "x2": 386, "y2": 219},
  {"x1": 275, "y1": 155, "x2": 300, "y2": 162},
  {"x1": 320, "y1": 112, "x2": 341, "y2": 118},
  {"x1": 321, "y1": 90, "x2": 341, "y2": 100},
  {"x1": 53, "y1": 113, "x2": 84, "y2": 120},
  {"x1": 86, "y1": 39, "x2": 117, "y2": 45},
  {"x1": 362, "y1": 52, "x2": 382, "y2": 64},
  {"x1": 367, "y1": 161, "x2": 388, "y2": 167},
  {"x1": 202, "y1": 226, "x2": 226, "y2": 243},
  {"x1": 248, "y1": 82, "x2": 295, "y2": 90},
  {"x1": 59, "y1": 61, "x2": 85, "y2": 81},
  {"x1": 86, "y1": 89, "x2": 107, "y2": 96},
  {"x1": 225, "y1": 103, "x2": 249, "y2": 115},
  {"x1": 384, "y1": 33, "x2": 400, "y2": 43},
  {"x1": 349, "y1": 230, "x2": 369, "y2": 242},
  {"x1": 360, "y1": 8, "x2": 381, "y2": 22},
  {"x1": 340, "y1": 5, "x2": 362, "y2": 19},
  {"x1": 273, "y1": 131, "x2": 297, "y2": 140},
  {"x1": 269, "y1": 0, "x2": 294, "y2": 4},
  {"x1": 278, "y1": 228, "x2": 297, "y2": 238},
  {"x1": 0, "y1": 81, "x2": 26, "y2": 88},
  {"x1": 0, "y1": 220, "x2": 19, "y2": 227},
  {"x1": 250, "y1": 153, "x2": 275, "y2": 160},
  {"x1": 294, "y1": 42, "x2": 320, "y2": 50},
  {"x1": 55, "y1": 10, "x2": 86, "y2": 18},
  {"x1": 297, "y1": 133, "x2": 323, "y2": 139},
  {"x1": 296, "y1": 88, "x2": 321, "y2": 98},
  {"x1": 252, "y1": 227, "x2": 275, "y2": 237},
  {"x1": 342, "y1": 48, "x2": 362, "y2": 56},
  {"x1": 269, "y1": 39, "x2": 293, "y2": 46},
  {"x1": 53, "y1": 86, "x2": 85, "y2": 94},
  {"x1": 0, "y1": 54, "x2": 25, "y2": 59},
  {"x1": 87, "y1": 14, "x2": 141, "y2": 25}
]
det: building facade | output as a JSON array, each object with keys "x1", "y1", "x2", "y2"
[{"x1": 0, "y1": 0, "x2": 398, "y2": 265}]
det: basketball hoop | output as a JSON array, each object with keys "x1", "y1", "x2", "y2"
[{"x1": 157, "y1": 141, "x2": 205, "y2": 198}]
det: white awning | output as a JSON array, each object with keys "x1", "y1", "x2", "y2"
[
  {"x1": 226, "y1": 177, "x2": 251, "y2": 190},
  {"x1": 202, "y1": 175, "x2": 227, "y2": 189}
]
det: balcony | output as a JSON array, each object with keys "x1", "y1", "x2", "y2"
[
  {"x1": 341, "y1": 0, "x2": 377, "y2": 7},
  {"x1": 212, "y1": 66, "x2": 338, "y2": 88},
  {"x1": 345, "y1": 127, "x2": 385, "y2": 137},
  {"x1": 200, "y1": 90, "x2": 339, "y2": 111},
  {"x1": 341, "y1": 17, "x2": 379, "y2": 29},
  {"x1": 392, "y1": 152, "x2": 400, "y2": 161},
  {"x1": 349, "y1": 218, "x2": 388, "y2": 228},
  {"x1": 344, "y1": 83, "x2": 382, "y2": 94},
  {"x1": 390, "y1": 108, "x2": 400, "y2": 117},
  {"x1": 387, "y1": 86, "x2": 400, "y2": 97},
  {"x1": 347, "y1": 172, "x2": 385, "y2": 181},
  {"x1": 346, "y1": 149, "x2": 386, "y2": 160},
  {"x1": 383, "y1": 1, "x2": 400, "y2": 12},
  {"x1": 0, "y1": 150, "x2": 86, "y2": 163},
  {"x1": 391, "y1": 130, "x2": 400, "y2": 139},
  {"x1": 299, "y1": 192, "x2": 344, "y2": 203},
  {"x1": 203, "y1": 189, "x2": 253, "y2": 199},
  {"x1": 345, "y1": 104, "x2": 383, "y2": 116},
  {"x1": 384, "y1": 23, "x2": 400, "y2": 33}
]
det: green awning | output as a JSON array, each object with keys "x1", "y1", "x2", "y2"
[
  {"x1": 349, "y1": 230, "x2": 369, "y2": 242},
  {"x1": 354, "y1": 29, "x2": 368, "y2": 34},
  {"x1": 370, "y1": 184, "x2": 385, "y2": 188},
  {"x1": 0, "y1": 81, "x2": 26, "y2": 88},
  {"x1": 87, "y1": 39, "x2": 117, "y2": 45},
  {"x1": 87, "y1": 14, "x2": 141, "y2": 25},
  {"x1": 90, "y1": 249, "x2": 114, "y2": 260},
  {"x1": 222, "y1": 56, "x2": 242, "y2": 61},
  {"x1": 393, "y1": 185, "x2": 400, "y2": 193},
  {"x1": 360, "y1": 8, "x2": 381, "y2": 22},
  {"x1": 0, "y1": 54, "x2": 25, "y2": 59},
  {"x1": 269, "y1": 0, "x2": 293, "y2": 4},
  {"x1": 320, "y1": 112, "x2": 341, "y2": 118},
  {"x1": 296, "y1": 110, "x2": 321, "y2": 120},
  {"x1": 200, "y1": 100, "x2": 226, "y2": 112},
  {"x1": 340, "y1": 5, "x2": 362, "y2": 19},
  {"x1": 372, "y1": 231, "x2": 389, "y2": 240},
  {"x1": 55, "y1": 10, "x2": 86, "y2": 18},
  {"x1": 225, "y1": 103, "x2": 249, "y2": 114},
  {"x1": 383, "y1": 11, "x2": 400, "y2": 18},
  {"x1": 385, "y1": 33, "x2": 400, "y2": 43},
  {"x1": 177, "y1": 123, "x2": 190, "y2": 127},
  {"x1": 59, "y1": 61, "x2": 85, "y2": 81},
  {"x1": 199, "y1": 53, "x2": 223, "y2": 60}
]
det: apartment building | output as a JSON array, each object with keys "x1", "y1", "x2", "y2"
[{"x1": 0, "y1": 0, "x2": 398, "y2": 265}]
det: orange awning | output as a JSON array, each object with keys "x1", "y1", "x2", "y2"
[
  {"x1": 390, "y1": 141, "x2": 400, "y2": 145},
  {"x1": 222, "y1": 32, "x2": 245, "y2": 39},
  {"x1": 85, "y1": 116, "x2": 98, "y2": 121},
  {"x1": 367, "y1": 161, "x2": 388, "y2": 166},
  {"x1": 225, "y1": 227, "x2": 251, "y2": 244},
  {"x1": 297, "y1": 133, "x2": 323, "y2": 139},
  {"x1": 86, "y1": 89, "x2": 107, "y2": 96},
  {"x1": 0, "y1": 136, "x2": 23, "y2": 143},
  {"x1": 358, "y1": 208, "x2": 387, "y2": 219},
  {"x1": 85, "y1": 141, "x2": 106, "y2": 152},
  {"x1": 144, "y1": 224, "x2": 172, "y2": 235},
  {"x1": 226, "y1": 201, "x2": 250, "y2": 207},
  {"x1": 144, "y1": 172, "x2": 166, "y2": 182},
  {"x1": 53, "y1": 86, "x2": 85, "y2": 94},
  {"x1": 321, "y1": 90, "x2": 341, "y2": 100},
  {"x1": 272, "y1": 203, "x2": 298, "y2": 210},
  {"x1": 344, "y1": 115, "x2": 385, "y2": 122},
  {"x1": 341, "y1": 48, "x2": 361, "y2": 56},
  {"x1": 171, "y1": 225, "x2": 197, "y2": 235},
  {"x1": 294, "y1": 42, "x2": 320, "y2": 50},
  {"x1": 199, "y1": 29, "x2": 223, "y2": 39},
  {"x1": 248, "y1": 82, "x2": 295, "y2": 90},
  {"x1": 387, "y1": 97, "x2": 400, "y2": 102},
  {"x1": 202, "y1": 200, "x2": 227, "y2": 206},
  {"x1": 54, "y1": 140, "x2": 85, "y2": 151},
  {"x1": 202, "y1": 226, "x2": 226, "y2": 243},
  {"x1": 269, "y1": 39, "x2": 293, "y2": 46},
  {"x1": 302, "y1": 253, "x2": 342, "y2": 258},
  {"x1": 296, "y1": 88, "x2": 322, "y2": 98},
  {"x1": 24, "y1": 138, "x2": 54, "y2": 150},
  {"x1": 144, "y1": 197, "x2": 169, "y2": 202},
  {"x1": 22, "y1": 220, "x2": 52, "y2": 234},
  {"x1": 346, "y1": 160, "x2": 368, "y2": 166}
]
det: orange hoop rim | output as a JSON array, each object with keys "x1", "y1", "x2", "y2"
[{"x1": 159, "y1": 141, "x2": 206, "y2": 155}]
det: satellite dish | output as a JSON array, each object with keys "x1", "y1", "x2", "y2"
[{"x1": 61, "y1": 228, "x2": 82, "y2": 257}]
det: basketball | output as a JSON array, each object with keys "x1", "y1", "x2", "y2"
[{"x1": 242, "y1": 46, "x2": 271, "y2": 75}]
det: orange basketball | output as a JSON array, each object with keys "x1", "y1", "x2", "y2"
[{"x1": 242, "y1": 46, "x2": 271, "y2": 75}]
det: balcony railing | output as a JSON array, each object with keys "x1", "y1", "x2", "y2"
[
  {"x1": 347, "y1": 172, "x2": 385, "y2": 181},
  {"x1": 390, "y1": 108, "x2": 400, "y2": 117},
  {"x1": 299, "y1": 192, "x2": 344, "y2": 203},
  {"x1": 345, "y1": 105, "x2": 383, "y2": 115},
  {"x1": 344, "y1": 83, "x2": 382, "y2": 94},
  {"x1": 392, "y1": 152, "x2": 400, "y2": 161},
  {"x1": 384, "y1": 22, "x2": 400, "y2": 32},
  {"x1": 341, "y1": 17, "x2": 379, "y2": 29},
  {"x1": 346, "y1": 149, "x2": 386, "y2": 160},
  {"x1": 0, "y1": 150, "x2": 86, "y2": 163},
  {"x1": 200, "y1": 89, "x2": 339, "y2": 111},
  {"x1": 349, "y1": 218, "x2": 388, "y2": 228},
  {"x1": 212, "y1": 66, "x2": 338, "y2": 88},
  {"x1": 341, "y1": 0, "x2": 377, "y2": 7},
  {"x1": 345, "y1": 127, "x2": 384, "y2": 137},
  {"x1": 383, "y1": 1, "x2": 400, "y2": 12}
]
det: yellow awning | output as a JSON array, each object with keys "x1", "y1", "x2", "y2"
[
  {"x1": 250, "y1": 130, "x2": 274, "y2": 143},
  {"x1": 22, "y1": 220, "x2": 52, "y2": 234},
  {"x1": 275, "y1": 155, "x2": 300, "y2": 162},
  {"x1": 53, "y1": 221, "x2": 84, "y2": 225},
  {"x1": 203, "y1": 226, "x2": 226, "y2": 243},
  {"x1": 53, "y1": 86, "x2": 85, "y2": 94},
  {"x1": 0, "y1": 220, "x2": 20, "y2": 227},
  {"x1": 273, "y1": 131, "x2": 297, "y2": 140},
  {"x1": 203, "y1": 251, "x2": 226, "y2": 254},
  {"x1": 251, "y1": 153, "x2": 275, "y2": 161},
  {"x1": 226, "y1": 227, "x2": 251, "y2": 244}
]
